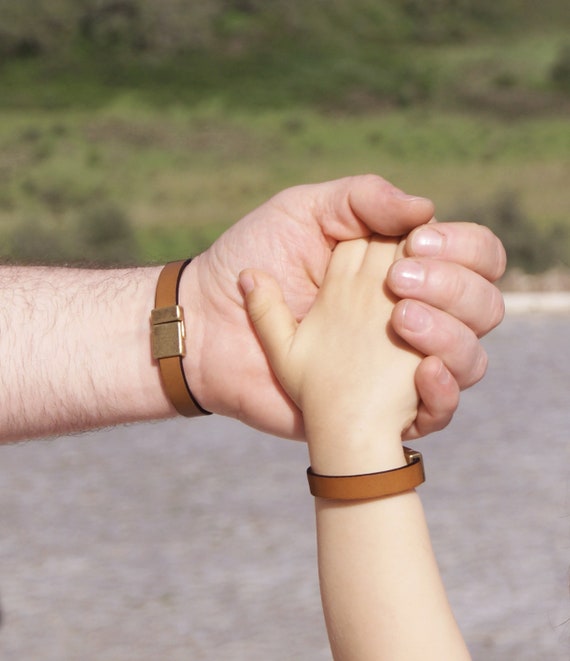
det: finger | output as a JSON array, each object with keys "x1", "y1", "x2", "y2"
[
  {"x1": 405, "y1": 222, "x2": 507, "y2": 282},
  {"x1": 388, "y1": 259, "x2": 505, "y2": 337},
  {"x1": 403, "y1": 356, "x2": 460, "y2": 440},
  {"x1": 311, "y1": 175, "x2": 435, "y2": 240},
  {"x1": 359, "y1": 235, "x2": 400, "y2": 279},
  {"x1": 391, "y1": 300, "x2": 489, "y2": 389},
  {"x1": 326, "y1": 237, "x2": 371, "y2": 279},
  {"x1": 239, "y1": 269, "x2": 298, "y2": 377}
]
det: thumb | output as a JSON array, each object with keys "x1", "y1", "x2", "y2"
[{"x1": 239, "y1": 269, "x2": 298, "y2": 380}]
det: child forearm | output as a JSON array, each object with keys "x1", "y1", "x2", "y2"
[
  {"x1": 315, "y1": 486, "x2": 470, "y2": 660},
  {"x1": 309, "y1": 429, "x2": 470, "y2": 661},
  {"x1": 241, "y1": 236, "x2": 472, "y2": 659}
]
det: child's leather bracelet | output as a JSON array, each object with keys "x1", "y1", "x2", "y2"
[
  {"x1": 151, "y1": 259, "x2": 211, "y2": 417},
  {"x1": 306, "y1": 448, "x2": 424, "y2": 500}
]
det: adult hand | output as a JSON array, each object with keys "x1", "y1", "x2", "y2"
[
  {"x1": 389, "y1": 221, "x2": 506, "y2": 438},
  {"x1": 182, "y1": 175, "x2": 505, "y2": 439}
]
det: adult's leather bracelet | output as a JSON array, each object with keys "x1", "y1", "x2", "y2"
[{"x1": 151, "y1": 259, "x2": 211, "y2": 417}]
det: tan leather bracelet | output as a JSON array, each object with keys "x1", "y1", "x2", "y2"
[
  {"x1": 307, "y1": 448, "x2": 424, "y2": 500},
  {"x1": 151, "y1": 259, "x2": 211, "y2": 417}
]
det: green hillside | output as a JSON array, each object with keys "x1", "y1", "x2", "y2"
[{"x1": 1, "y1": 1, "x2": 569, "y2": 272}]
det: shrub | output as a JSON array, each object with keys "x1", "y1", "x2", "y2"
[
  {"x1": 550, "y1": 43, "x2": 570, "y2": 92},
  {"x1": 8, "y1": 218, "x2": 68, "y2": 265},
  {"x1": 74, "y1": 203, "x2": 139, "y2": 265},
  {"x1": 6, "y1": 203, "x2": 139, "y2": 266}
]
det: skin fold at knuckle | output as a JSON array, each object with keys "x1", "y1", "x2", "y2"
[
  {"x1": 467, "y1": 348, "x2": 489, "y2": 387},
  {"x1": 485, "y1": 224, "x2": 508, "y2": 281},
  {"x1": 473, "y1": 223, "x2": 507, "y2": 280},
  {"x1": 482, "y1": 286, "x2": 506, "y2": 336}
]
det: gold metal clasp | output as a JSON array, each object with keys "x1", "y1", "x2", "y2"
[
  {"x1": 403, "y1": 447, "x2": 422, "y2": 465},
  {"x1": 151, "y1": 305, "x2": 186, "y2": 359}
]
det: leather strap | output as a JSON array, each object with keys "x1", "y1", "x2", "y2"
[
  {"x1": 307, "y1": 448, "x2": 424, "y2": 500},
  {"x1": 151, "y1": 259, "x2": 211, "y2": 417}
]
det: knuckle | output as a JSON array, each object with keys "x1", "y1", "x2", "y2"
[
  {"x1": 430, "y1": 412, "x2": 454, "y2": 434},
  {"x1": 468, "y1": 348, "x2": 489, "y2": 386},
  {"x1": 494, "y1": 238, "x2": 508, "y2": 281},
  {"x1": 478, "y1": 223, "x2": 508, "y2": 280},
  {"x1": 446, "y1": 222, "x2": 507, "y2": 281},
  {"x1": 475, "y1": 284, "x2": 505, "y2": 336},
  {"x1": 471, "y1": 224, "x2": 490, "y2": 267},
  {"x1": 451, "y1": 323, "x2": 485, "y2": 387},
  {"x1": 427, "y1": 262, "x2": 466, "y2": 306},
  {"x1": 488, "y1": 287, "x2": 506, "y2": 331},
  {"x1": 359, "y1": 173, "x2": 389, "y2": 188}
]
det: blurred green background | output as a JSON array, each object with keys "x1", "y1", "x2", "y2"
[{"x1": 1, "y1": 0, "x2": 569, "y2": 276}]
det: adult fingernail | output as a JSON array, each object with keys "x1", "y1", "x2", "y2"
[
  {"x1": 410, "y1": 227, "x2": 444, "y2": 256},
  {"x1": 390, "y1": 259, "x2": 425, "y2": 289},
  {"x1": 401, "y1": 301, "x2": 432, "y2": 332},
  {"x1": 391, "y1": 188, "x2": 429, "y2": 202}
]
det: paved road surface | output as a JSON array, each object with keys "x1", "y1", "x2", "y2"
[{"x1": 0, "y1": 312, "x2": 568, "y2": 660}]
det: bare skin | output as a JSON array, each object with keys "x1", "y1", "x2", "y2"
[
  {"x1": 0, "y1": 175, "x2": 505, "y2": 443},
  {"x1": 241, "y1": 235, "x2": 473, "y2": 660}
]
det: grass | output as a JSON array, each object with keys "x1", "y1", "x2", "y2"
[
  {"x1": 0, "y1": 21, "x2": 570, "y2": 261},
  {"x1": 1, "y1": 103, "x2": 569, "y2": 265},
  {"x1": 2, "y1": 4, "x2": 568, "y2": 270}
]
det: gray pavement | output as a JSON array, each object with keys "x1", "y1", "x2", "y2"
[{"x1": 0, "y1": 313, "x2": 569, "y2": 660}]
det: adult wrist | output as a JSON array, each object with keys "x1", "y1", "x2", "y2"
[{"x1": 151, "y1": 259, "x2": 211, "y2": 416}]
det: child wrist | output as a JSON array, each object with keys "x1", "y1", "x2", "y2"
[{"x1": 307, "y1": 433, "x2": 406, "y2": 477}]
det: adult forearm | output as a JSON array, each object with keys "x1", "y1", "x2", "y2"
[{"x1": 0, "y1": 266, "x2": 174, "y2": 442}]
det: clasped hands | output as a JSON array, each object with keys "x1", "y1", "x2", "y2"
[{"x1": 183, "y1": 175, "x2": 506, "y2": 441}]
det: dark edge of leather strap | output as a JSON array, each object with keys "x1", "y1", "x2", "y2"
[{"x1": 172, "y1": 259, "x2": 211, "y2": 416}]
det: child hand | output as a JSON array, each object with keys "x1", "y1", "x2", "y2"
[{"x1": 240, "y1": 236, "x2": 422, "y2": 472}]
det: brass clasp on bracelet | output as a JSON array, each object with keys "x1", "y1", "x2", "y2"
[
  {"x1": 151, "y1": 260, "x2": 211, "y2": 416},
  {"x1": 151, "y1": 305, "x2": 186, "y2": 359}
]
